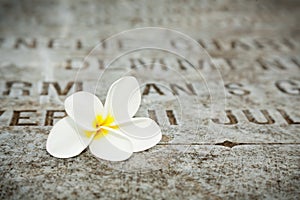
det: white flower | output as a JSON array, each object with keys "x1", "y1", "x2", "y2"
[{"x1": 46, "y1": 76, "x2": 162, "y2": 161}]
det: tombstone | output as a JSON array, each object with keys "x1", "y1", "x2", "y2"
[{"x1": 0, "y1": 1, "x2": 299, "y2": 199}]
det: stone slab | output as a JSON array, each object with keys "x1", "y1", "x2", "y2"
[{"x1": 0, "y1": 0, "x2": 299, "y2": 199}]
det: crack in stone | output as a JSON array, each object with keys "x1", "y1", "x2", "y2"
[{"x1": 215, "y1": 140, "x2": 240, "y2": 148}]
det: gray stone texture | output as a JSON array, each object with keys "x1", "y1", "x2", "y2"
[{"x1": 0, "y1": 0, "x2": 299, "y2": 199}]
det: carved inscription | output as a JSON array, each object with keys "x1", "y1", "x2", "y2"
[
  {"x1": 0, "y1": 109, "x2": 298, "y2": 126},
  {"x1": 1, "y1": 80, "x2": 299, "y2": 97},
  {"x1": 1, "y1": 37, "x2": 296, "y2": 52}
]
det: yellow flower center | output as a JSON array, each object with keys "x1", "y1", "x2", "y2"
[{"x1": 85, "y1": 114, "x2": 118, "y2": 140}]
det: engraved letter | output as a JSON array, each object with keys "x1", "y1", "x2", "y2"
[
  {"x1": 277, "y1": 109, "x2": 300, "y2": 125},
  {"x1": 243, "y1": 110, "x2": 275, "y2": 124},
  {"x1": 3, "y1": 81, "x2": 32, "y2": 96},
  {"x1": 275, "y1": 80, "x2": 300, "y2": 95},
  {"x1": 225, "y1": 83, "x2": 250, "y2": 96},
  {"x1": 256, "y1": 58, "x2": 286, "y2": 70},
  {"x1": 148, "y1": 110, "x2": 159, "y2": 125},
  {"x1": 44, "y1": 110, "x2": 67, "y2": 126},
  {"x1": 14, "y1": 38, "x2": 36, "y2": 49},
  {"x1": 40, "y1": 81, "x2": 83, "y2": 96},
  {"x1": 211, "y1": 110, "x2": 238, "y2": 125},
  {"x1": 170, "y1": 83, "x2": 196, "y2": 96},
  {"x1": 142, "y1": 83, "x2": 164, "y2": 95},
  {"x1": 10, "y1": 110, "x2": 38, "y2": 126},
  {"x1": 166, "y1": 110, "x2": 178, "y2": 125}
]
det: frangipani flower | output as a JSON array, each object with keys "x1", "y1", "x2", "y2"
[{"x1": 46, "y1": 76, "x2": 162, "y2": 161}]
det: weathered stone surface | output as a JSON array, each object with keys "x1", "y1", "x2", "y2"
[
  {"x1": 1, "y1": 127, "x2": 299, "y2": 199},
  {"x1": 0, "y1": 0, "x2": 299, "y2": 199}
]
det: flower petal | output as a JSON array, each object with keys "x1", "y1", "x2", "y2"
[
  {"x1": 129, "y1": 132, "x2": 162, "y2": 152},
  {"x1": 46, "y1": 117, "x2": 91, "y2": 158},
  {"x1": 89, "y1": 127, "x2": 133, "y2": 161},
  {"x1": 117, "y1": 118, "x2": 161, "y2": 139},
  {"x1": 104, "y1": 76, "x2": 141, "y2": 123},
  {"x1": 65, "y1": 91, "x2": 103, "y2": 131}
]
